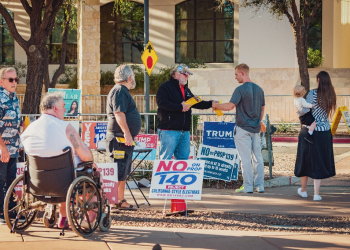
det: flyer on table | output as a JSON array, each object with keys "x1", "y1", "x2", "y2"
[
  {"x1": 149, "y1": 160, "x2": 205, "y2": 200},
  {"x1": 48, "y1": 88, "x2": 81, "y2": 117},
  {"x1": 197, "y1": 144, "x2": 239, "y2": 181}
]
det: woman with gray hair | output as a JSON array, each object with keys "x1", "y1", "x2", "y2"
[{"x1": 106, "y1": 65, "x2": 141, "y2": 210}]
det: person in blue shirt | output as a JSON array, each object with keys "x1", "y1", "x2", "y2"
[{"x1": 0, "y1": 67, "x2": 20, "y2": 224}]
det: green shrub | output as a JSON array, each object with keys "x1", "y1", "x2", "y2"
[
  {"x1": 100, "y1": 70, "x2": 114, "y2": 86},
  {"x1": 275, "y1": 123, "x2": 297, "y2": 133},
  {"x1": 67, "y1": 74, "x2": 78, "y2": 89},
  {"x1": 307, "y1": 48, "x2": 324, "y2": 68},
  {"x1": 178, "y1": 58, "x2": 207, "y2": 69},
  {"x1": 56, "y1": 66, "x2": 77, "y2": 85}
]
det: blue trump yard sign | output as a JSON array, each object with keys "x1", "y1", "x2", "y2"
[{"x1": 203, "y1": 122, "x2": 236, "y2": 148}]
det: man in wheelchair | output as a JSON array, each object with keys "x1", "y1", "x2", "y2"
[{"x1": 14, "y1": 92, "x2": 110, "y2": 236}]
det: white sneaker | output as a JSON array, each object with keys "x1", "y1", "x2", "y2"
[
  {"x1": 297, "y1": 188, "x2": 308, "y2": 198},
  {"x1": 313, "y1": 195, "x2": 322, "y2": 201}
]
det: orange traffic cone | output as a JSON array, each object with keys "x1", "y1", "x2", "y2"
[{"x1": 166, "y1": 199, "x2": 194, "y2": 216}]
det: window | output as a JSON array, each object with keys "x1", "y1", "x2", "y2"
[
  {"x1": 100, "y1": 2, "x2": 144, "y2": 64},
  {"x1": 0, "y1": 10, "x2": 14, "y2": 64},
  {"x1": 305, "y1": 0, "x2": 322, "y2": 51},
  {"x1": 48, "y1": 9, "x2": 77, "y2": 64},
  {"x1": 175, "y1": 0, "x2": 234, "y2": 63}
]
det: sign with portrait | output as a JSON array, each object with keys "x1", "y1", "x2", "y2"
[
  {"x1": 48, "y1": 88, "x2": 81, "y2": 117},
  {"x1": 149, "y1": 160, "x2": 205, "y2": 200},
  {"x1": 197, "y1": 144, "x2": 239, "y2": 181},
  {"x1": 203, "y1": 122, "x2": 236, "y2": 148}
]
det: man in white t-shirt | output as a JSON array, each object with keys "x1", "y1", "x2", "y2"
[{"x1": 21, "y1": 92, "x2": 95, "y2": 228}]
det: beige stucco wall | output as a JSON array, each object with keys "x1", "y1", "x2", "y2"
[{"x1": 322, "y1": 0, "x2": 350, "y2": 68}]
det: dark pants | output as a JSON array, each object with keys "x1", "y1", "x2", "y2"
[{"x1": 0, "y1": 158, "x2": 17, "y2": 213}]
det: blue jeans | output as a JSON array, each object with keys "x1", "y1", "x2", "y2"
[
  {"x1": 158, "y1": 129, "x2": 190, "y2": 160},
  {"x1": 0, "y1": 158, "x2": 17, "y2": 213}
]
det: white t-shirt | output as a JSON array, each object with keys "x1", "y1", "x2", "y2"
[
  {"x1": 21, "y1": 114, "x2": 80, "y2": 165},
  {"x1": 294, "y1": 97, "x2": 313, "y2": 117}
]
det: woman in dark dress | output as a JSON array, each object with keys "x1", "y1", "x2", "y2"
[{"x1": 294, "y1": 71, "x2": 337, "y2": 201}]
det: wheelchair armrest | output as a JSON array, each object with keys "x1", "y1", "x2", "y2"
[{"x1": 77, "y1": 161, "x2": 94, "y2": 168}]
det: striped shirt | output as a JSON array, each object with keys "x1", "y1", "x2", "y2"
[{"x1": 302, "y1": 89, "x2": 330, "y2": 131}]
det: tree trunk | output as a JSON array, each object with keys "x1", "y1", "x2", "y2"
[
  {"x1": 293, "y1": 25, "x2": 310, "y2": 92},
  {"x1": 22, "y1": 46, "x2": 46, "y2": 114}
]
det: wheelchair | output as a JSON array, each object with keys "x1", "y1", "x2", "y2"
[{"x1": 3, "y1": 147, "x2": 112, "y2": 237}]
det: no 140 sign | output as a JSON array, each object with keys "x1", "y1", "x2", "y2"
[{"x1": 149, "y1": 160, "x2": 205, "y2": 200}]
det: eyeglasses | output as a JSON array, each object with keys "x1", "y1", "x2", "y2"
[{"x1": 2, "y1": 77, "x2": 19, "y2": 83}]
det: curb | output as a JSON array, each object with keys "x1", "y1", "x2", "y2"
[
  {"x1": 272, "y1": 137, "x2": 350, "y2": 143},
  {"x1": 264, "y1": 176, "x2": 300, "y2": 188}
]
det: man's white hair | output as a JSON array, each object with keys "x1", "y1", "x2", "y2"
[
  {"x1": 114, "y1": 65, "x2": 134, "y2": 84},
  {"x1": 40, "y1": 91, "x2": 65, "y2": 113},
  {"x1": 0, "y1": 67, "x2": 16, "y2": 79}
]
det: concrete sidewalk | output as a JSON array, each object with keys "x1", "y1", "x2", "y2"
[{"x1": 1, "y1": 183, "x2": 349, "y2": 250}]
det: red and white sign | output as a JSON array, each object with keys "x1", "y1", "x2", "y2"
[
  {"x1": 149, "y1": 160, "x2": 205, "y2": 200},
  {"x1": 134, "y1": 134, "x2": 158, "y2": 149},
  {"x1": 96, "y1": 163, "x2": 118, "y2": 204},
  {"x1": 15, "y1": 163, "x2": 25, "y2": 198}
]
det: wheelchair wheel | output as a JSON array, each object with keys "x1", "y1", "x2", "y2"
[
  {"x1": 4, "y1": 175, "x2": 38, "y2": 233},
  {"x1": 66, "y1": 176, "x2": 102, "y2": 237},
  {"x1": 43, "y1": 211, "x2": 57, "y2": 228},
  {"x1": 99, "y1": 212, "x2": 112, "y2": 232}
]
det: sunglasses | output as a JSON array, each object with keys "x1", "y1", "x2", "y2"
[{"x1": 2, "y1": 77, "x2": 19, "y2": 83}]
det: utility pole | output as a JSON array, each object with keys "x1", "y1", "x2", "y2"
[{"x1": 144, "y1": 0, "x2": 150, "y2": 133}]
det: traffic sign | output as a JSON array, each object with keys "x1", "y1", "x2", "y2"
[{"x1": 141, "y1": 41, "x2": 158, "y2": 76}]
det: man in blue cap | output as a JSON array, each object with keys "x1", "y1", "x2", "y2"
[{"x1": 156, "y1": 64, "x2": 214, "y2": 160}]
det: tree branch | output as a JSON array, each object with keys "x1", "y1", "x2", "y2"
[
  {"x1": 290, "y1": 0, "x2": 301, "y2": 28},
  {"x1": 0, "y1": 4, "x2": 29, "y2": 50},
  {"x1": 19, "y1": 0, "x2": 32, "y2": 16},
  {"x1": 306, "y1": 0, "x2": 322, "y2": 27},
  {"x1": 280, "y1": 2, "x2": 295, "y2": 25}
]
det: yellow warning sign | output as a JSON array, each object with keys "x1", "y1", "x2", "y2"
[
  {"x1": 141, "y1": 41, "x2": 158, "y2": 76},
  {"x1": 331, "y1": 106, "x2": 350, "y2": 135}
]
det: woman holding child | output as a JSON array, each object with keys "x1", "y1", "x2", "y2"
[{"x1": 294, "y1": 71, "x2": 336, "y2": 201}]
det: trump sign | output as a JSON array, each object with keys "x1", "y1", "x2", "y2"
[{"x1": 149, "y1": 160, "x2": 205, "y2": 200}]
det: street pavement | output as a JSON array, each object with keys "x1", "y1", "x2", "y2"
[{"x1": 0, "y1": 143, "x2": 349, "y2": 250}]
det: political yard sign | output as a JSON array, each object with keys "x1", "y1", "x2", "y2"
[
  {"x1": 133, "y1": 134, "x2": 158, "y2": 160},
  {"x1": 48, "y1": 88, "x2": 81, "y2": 117},
  {"x1": 149, "y1": 160, "x2": 205, "y2": 200},
  {"x1": 82, "y1": 121, "x2": 107, "y2": 149},
  {"x1": 197, "y1": 144, "x2": 239, "y2": 181},
  {"x1": 203, "y1": 122, "x2": 236, "y2": 148},
  {"x1": 96, "y1": 163, "x2": 118, "y2": 204}
]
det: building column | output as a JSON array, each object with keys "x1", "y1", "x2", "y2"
[{"x1": 77, "y1": 0, "x2": 101, "y2": 114}]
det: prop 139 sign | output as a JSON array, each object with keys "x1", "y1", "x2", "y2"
[{"x1": 149, "y1": 160, "x2": 205, "y2": 200}]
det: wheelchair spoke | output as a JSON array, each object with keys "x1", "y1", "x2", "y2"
[
  {"x1": 84, "y1": 211, "x2": 92, "y2": 231},
  {"x1": 86, "y1": 189, "x2": 96, "y2": 204},
  {"x1": 75, "y1": 193, "x2": 84, "y2": 206},
  {"x1": 8, "y1": 203, "x2": 21, "y2": 213},
  {"x1": 82, "y1": 182, "x2": 86, "y2": 203}
]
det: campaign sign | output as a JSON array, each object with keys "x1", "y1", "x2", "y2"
[
  {"x1": 96, "y1": 163, "x2": 118, "y2": 204},
  {"x1": 48, "y1": 88, "x2": 81, "y2": 117},
  {"x1": 203, "y1": 122, "x2": 236, "y2": 148},
  {"x1": 133, "y1": 134, "x2": 158, "y2": 160},
  {"x1": 197, "y1": 144, "x2": 239, "y2": 181},
  {"x1": 15, "y1": 163, "x2": 25, "y2": 198},
  {"x1": 82, "y1": 121, "x2": 108, "y2": 149},
  {"x1": 149, "y1": 160, "x2": 205, "y2": 200}
]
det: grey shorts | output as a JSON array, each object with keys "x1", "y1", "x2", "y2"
[{"x1": 106, "y1": 135, "x2": 134, "y2": 181}]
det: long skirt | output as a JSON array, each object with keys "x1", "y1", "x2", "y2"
[{"x1": 294, "y1": 127, "x2": 335, "y2": 179}]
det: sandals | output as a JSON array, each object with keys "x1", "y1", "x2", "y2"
[{"x1": 116, "y1": 199, "x2": 137, "y2": 210}]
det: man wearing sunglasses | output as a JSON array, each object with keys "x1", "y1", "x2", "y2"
[
  {"x1": 156, "y1": 64, "x2": 215, "y2": 160},
  {"x1": 0, "y1": 67, "x2": 20, "y2": 224}
]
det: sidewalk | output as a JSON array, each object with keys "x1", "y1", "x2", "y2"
[{"x1": 0, "y1": 145, "x2": 349, "y2": 249}]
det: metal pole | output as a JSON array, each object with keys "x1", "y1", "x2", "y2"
[
  {"x1": 266, "y1": 114, "x2": 273, "y2": 179},
  {"x1": 144, "y1": 0, "x2": 150, "y2": 133}
]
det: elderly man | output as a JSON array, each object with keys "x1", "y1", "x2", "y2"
[
  {"x1": 21, "y1": 92, "x2": 95, "y2": 228},
  {"x1": 0, "y1": 67, "x2": 20, "y2": 224},
  {"x1": 156, "y1": 64, "x2": 214, "y2": 160},
  {"x1": 106, "y1": 65, "x2": 141, "y2": 210},
  {"x1": 213, "y1": 63, "x2": 265, "y2": 194}
]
